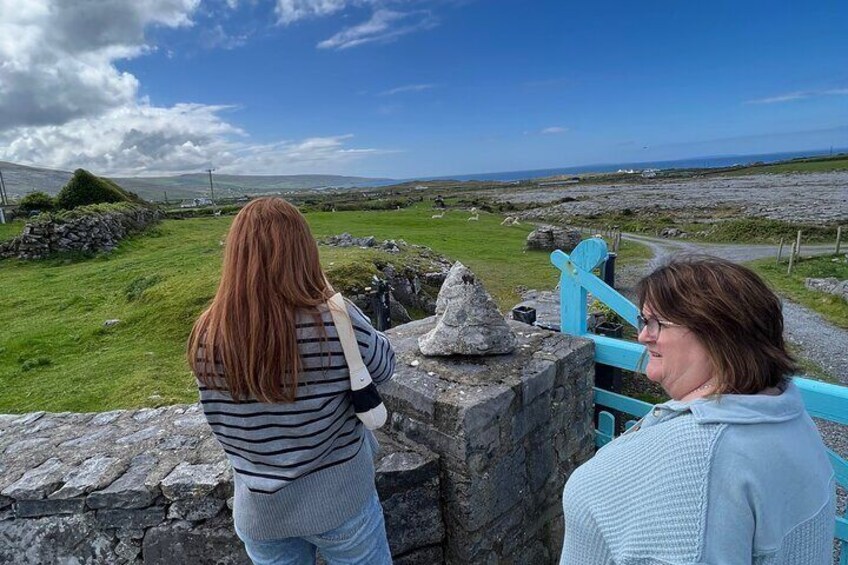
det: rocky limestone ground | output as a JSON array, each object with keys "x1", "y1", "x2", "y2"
[{"x1": 500, "y1": 172, "x2": 848, "y2": 223}]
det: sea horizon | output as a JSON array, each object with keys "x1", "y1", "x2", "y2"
[{"x1": 405, "y1": 147, "x2": 848, "y2": 185}]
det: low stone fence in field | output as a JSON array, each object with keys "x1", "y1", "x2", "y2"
[
  {"x1": 0, "y1": 319, "x2": 595, "y2": 564},
  {"x1": 0, "y1": 206, "x2": 162, "y2": 260}
]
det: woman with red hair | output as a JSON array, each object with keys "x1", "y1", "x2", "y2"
[{"x1": 188, "y1": 197, "x2": 395, "y2": 564}]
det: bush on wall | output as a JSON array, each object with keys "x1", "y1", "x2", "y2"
[
  {"x1": 55, "y1": 169, "x2": 145, "y2": 210},
  {"x1": 17, "y1": 191, "x2": 56, "y2": 213}
]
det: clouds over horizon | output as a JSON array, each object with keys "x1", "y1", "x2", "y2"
[{"x1": 0, "y1": 0, "x2": 388, "y2": 175}]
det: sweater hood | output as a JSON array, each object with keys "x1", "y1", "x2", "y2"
[{"x1": 662, "y1": 380, "x2": 805, "y2": 425}]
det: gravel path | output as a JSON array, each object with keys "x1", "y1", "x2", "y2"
[{"x1": 621, "y1": 232, "x2": 848, "y2": 383}]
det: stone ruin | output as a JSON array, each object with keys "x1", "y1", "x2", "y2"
[
  {"x1": 0, "y1": 265, "x2": 597, "y2": 564},
  {"x1": 525, "y1": 225, "x2": 582, "y2": 252},
  {"x1": 0, "y1": 207, "x2": 163, "y2": 260}
]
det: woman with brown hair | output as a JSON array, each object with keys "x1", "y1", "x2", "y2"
[
  {"x1": 560, "y1": 256, "x2": 835, "y2": 564},
  {"x1": 188, "y1": 197, "x2": 395, "y2": 565}
]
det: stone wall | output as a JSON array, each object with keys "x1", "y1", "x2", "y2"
[
  {"x1": 382, "y1": 318, "x2": 595, "y2": 563},
  {"x1": 0, "y1": 319, "x2": 595, "y2": 564},
  {"x1": 0, "y1": 406, "x2": 443, "y2": 564},
  {"x1": 0, "y1": 206, "x2": 162, "y2": 260}
]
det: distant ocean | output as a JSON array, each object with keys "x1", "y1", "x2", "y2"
[{"x1": 411, "y1": 148, "x2": 848, "y2": 184}]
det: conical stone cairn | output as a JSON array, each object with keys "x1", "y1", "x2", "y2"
[{"x1": 418, "y1": 262, "x2": 516, "y2": 356}]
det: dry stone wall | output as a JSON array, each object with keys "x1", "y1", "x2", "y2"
[
  {"x1": 0, "y1": 406, "x2": 443, "y2": 564},
  {"x1": 0, "y1": 206, "x2": 162, "y2": 260},
  {"x1": 0, "y1": 319, "x2": 596, "y2": 564}
]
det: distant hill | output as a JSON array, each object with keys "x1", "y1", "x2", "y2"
[{"x1": 0, "y1": 161, "x2": 395, "y2": 202}]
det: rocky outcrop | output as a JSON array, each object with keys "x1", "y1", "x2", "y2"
[
  {"x1": 0, "y1": 206, "x2": 162, "y2": 260},
  {"x1": 418, "y1": 262, "x2": 516, "y2": 356},
  {"x1": 805, "y1": 277, "x2": 848, "y2": 301},
  {"x1": 323, "y1": 234, "x2": 454, "y2": 325},
  {"x1": 525, "y1": 225, "x2": 582, "y2": 252},
  {"x1": 0, "y1": 406, "x2": 443, "y2": 564},
  {"x1": 323, "y1": 232, "x2": 404, "y2": 253}
]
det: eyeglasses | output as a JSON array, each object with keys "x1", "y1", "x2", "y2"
[{"x1": 637, "y1": 314, "x2": 682, "y2": 338}]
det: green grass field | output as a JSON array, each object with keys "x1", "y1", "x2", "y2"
[
  {"x1": 0, "y1": 220, "x2": 25, "y2": 242},
  {"x1": 0, "y1": 207, "x2": 650, "y2": 413},
  {"x1": 749, "y1": 254, "x2": 848, "y2": 330},
  {"x1": 724, "y1": 155, "x2": 848, "y2": 175}
]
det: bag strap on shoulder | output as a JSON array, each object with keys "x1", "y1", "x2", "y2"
[{"x1": 326, "y1": 293, "x2": 370, "y2": 386}]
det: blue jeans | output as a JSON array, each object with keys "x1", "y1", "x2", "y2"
[{"x1": 236, "y1": 491, "x2": 392, "y2": 565}]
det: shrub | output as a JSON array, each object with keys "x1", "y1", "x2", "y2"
[
  {"x1": 55, "y1": 169, "x2": 144, "y2": 210},
  {"x1": 18, "y1": 191, "x2": 56, "y2": 213}
]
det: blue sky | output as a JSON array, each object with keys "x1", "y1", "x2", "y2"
[{"x1": 0, "y1": 0, "x2": 846, "y2": 178}]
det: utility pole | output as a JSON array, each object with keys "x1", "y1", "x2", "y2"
[
  {"x1": 0, "y1": 169, "x2": 8, "y2": 206},
  {"x1": 206, "y1": 168, "x2": 216, "y2": 205},
  {"x1": 0, "y1": 169, "x2": 7, "y2": 224}
]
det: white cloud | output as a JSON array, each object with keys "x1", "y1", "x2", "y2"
[
  {"x1": 275, "y1": 0, "x2": 351, "y2": 24},
  {"x1": 541, "y1": 126, "x2": 568, "y2": 134},
  {"x1": 0, "y1": 0, "x2": 200, "y2": 130},
  {"x1": 0, "y1": 0, "x2": 387, "y2": 175},
  {"x1": 379, "y1": 83, "x2": 435, "y2": 96},
  {"x1": 317, "y1": 9, "x2": 437, "y2": 50},
  {"x1": 745, "y1": 88, "x2": 848, "y2": 104},
  {"x1": 0, "y1": 106, "x2": 388, "y2": 176}
]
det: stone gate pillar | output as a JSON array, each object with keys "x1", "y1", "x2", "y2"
[{"x1": 383, "y1": 318, "x2": 595, "y2": 564}]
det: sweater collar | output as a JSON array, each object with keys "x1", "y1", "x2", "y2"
[{"x1": 660, "y1": 380, "x2": 804, "y2": 425}]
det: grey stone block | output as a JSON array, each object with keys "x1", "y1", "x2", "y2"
[
  {"x1": 87, "y1": 455, "x2": 157, "y2": 509},
  {"x1": 458, "y1": 385, "x2": 515, "y2": 436},
  {"x1": 15, "y1": 497, "x2": 86, "y2": 518},
  {"x1": 51, "y1": 456, "x2": 127, "y2": 499},
  {"x1": 96, "y1": 506, "x2": 165, "y2": 531},
  {"x1": 167, "y1": 497, "x2": 226, "y2": 522},
  {"x1": 3, "y1": 437, "x2": 51, "y2": 457},
  {"x1": 0, "y1": 513, "x2": 117, "y2": 564},
  {"x1": 521, "y1": 358, "x2": 557, "y2": 405},
  {"x1": 511, "y1": 391, "x2": 553, "y2": 442},
  {"x1": 160, "y1": 462, "x2": 228, "y2": 501},
  {"x1": 1, "y1": 457, "x2": 65, "y2": 500},
  {"x1": 142, "y1": 524, "x2": 251, "y2": 565}
]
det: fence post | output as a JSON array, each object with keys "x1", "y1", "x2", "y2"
[
  {"x1": 776, "y1": 238, "x2": 784, "y2": 264},
  {"x1": 369, "y1": 278, "x2": 392, "y2": 331},
  {"x1": 602, "y1": 253, "x2": 617, "y2": 289},
  {"x1": 837, "y1": 226, "x2": 842, "y2": 255},
  {"x1": 794, "y1": 230, "x2": 802, "y2": 261},
  {"x1": 787, "y1": 242, "x2": 796, "y2": 275}
]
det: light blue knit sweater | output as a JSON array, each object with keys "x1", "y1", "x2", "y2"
[{"x1": 560, "y1": 381, "x2": 835, "y2": 564}]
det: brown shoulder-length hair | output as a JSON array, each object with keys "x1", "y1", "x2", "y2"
[
  {"x1": 635, "y1": 255, "x2": 798, "y2": 395},
  {"x1": 187, "y1": 197, "x2": 333, "y2": 402}
]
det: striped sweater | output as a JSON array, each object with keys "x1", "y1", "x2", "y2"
[{"x1": 195, "y1": 299, "x2": 396, "y2": 540}]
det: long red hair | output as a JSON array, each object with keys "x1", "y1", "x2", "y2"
[{"x1": 187, "y1": 197, "x2": 333, "y2": 402}]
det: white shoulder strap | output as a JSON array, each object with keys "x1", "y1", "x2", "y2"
[{"x1": 326, "y1": 293, "x2": 371, "y2": 388}]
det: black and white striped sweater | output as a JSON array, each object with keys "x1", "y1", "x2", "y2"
[{"x1": 195, "y1": 299, "x2": 395, "y2": 540}]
